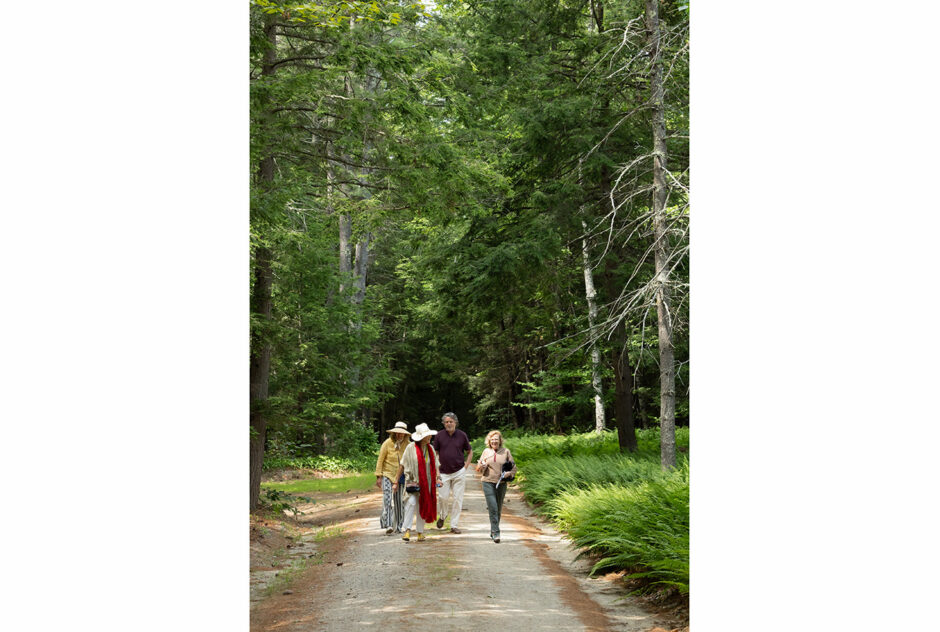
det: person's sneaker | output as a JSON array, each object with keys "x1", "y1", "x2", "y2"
[
  {"x1": 385, "y1": 527, "x2": 394, "y2": 535},
  {"x1": 493, "y1": 537, "x2": 500, "y2": 543},
  {"x1": 436, "y1": 518, "x2": 444, "y2": 528},
  {"x1": 402, "y1": 529, "x2": 410, "y2": 541},
  {"x1": 416, "y1": 532, "x2": 426, "y2": 542},
  {"x1": 450, "y1": 527, "x2": 461, "y2": 534}
]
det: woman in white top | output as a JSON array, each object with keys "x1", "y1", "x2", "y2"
[{"x1": 393, "y1": 423, "x2": 442, "y2": 542}]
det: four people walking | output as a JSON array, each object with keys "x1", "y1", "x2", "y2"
[{"x1": 379, "y1": 417, "x2": 516, "y2": 544}]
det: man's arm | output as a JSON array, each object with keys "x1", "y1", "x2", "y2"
[{"x1": 463, "y1": 434, "x2": 473, "y2": 470}]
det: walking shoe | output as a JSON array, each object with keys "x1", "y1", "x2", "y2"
[
  {"x1": 402, "y1": 529, "x2": 410, "y2": 541},
  {"x1": 436, "y1": 518, "x2": 444, "y2": 528},
  {"x1": 493, "y1": 537, "x2": 500, "y2": 543},
  {"x1": 450, "y1": 527, "x2": 461, "y2": 534},
  {"x1": 416, "y1": 532, "x2": 426, "y2": 542},
  {"x1": 385, "y1": 527, "x2": 394, "y2": 535}
]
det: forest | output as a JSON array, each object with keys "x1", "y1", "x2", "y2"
[{"x1": 249, "y1": 0, "x2": 689, "y2": 513}]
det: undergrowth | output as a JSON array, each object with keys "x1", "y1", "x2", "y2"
[
  {"x1": 517, "y1": 455, "x2": 662, "y2": 506},
  {"x1": 549, "y1": 463, "x2": 689, "y2": 594},
  {"x1": 503, "y1": 427, "x2": 689, "y2": 598},
  {"x1": 262, "y1": 453, "x2": 375, "y2": 474},
  {"x1": 262, "y1": 474, "x2": 375, "y2": 494},
  {"x1": 258, "y1": 487, "x2": 314, "y2": 517},
  {"x1": 471, "y1": 427, "x2": 689, "y2": 463}
]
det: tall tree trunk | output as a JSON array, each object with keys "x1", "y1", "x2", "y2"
[
  {"x1": 646, "y1": 0, "x2": 676, "y2": 469},
  {"x1": 249, "y1": 242, "x2": 273, "y2": 511},
  {"x1": 579, "y1": 160, "x2": 605, "y2": 432},
  {"x1": 249, "y1": 15, "x2": 278, "y2": 512}
]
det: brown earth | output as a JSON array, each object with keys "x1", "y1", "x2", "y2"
[{"x1": 250, "y1": 471, "x2": 688, "y2": 632}]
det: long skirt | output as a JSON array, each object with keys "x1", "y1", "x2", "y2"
[{"x1": 380, "y1": 476, "x2": 404, "y2": 531}]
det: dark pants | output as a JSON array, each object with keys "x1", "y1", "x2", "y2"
[{"x1": 482, "y1": 481, "x2": 507, "y2": 539}]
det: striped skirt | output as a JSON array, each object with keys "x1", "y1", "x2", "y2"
[{"x1": 380, "y1": 476, "x2": 404, "y2": 531}]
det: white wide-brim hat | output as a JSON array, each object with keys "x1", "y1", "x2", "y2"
[
  {"x1": 411, "y1": 422, "x2": 437, "y2": 442},
  {"x1": 387, "y1": 421, "x2": 410, "y2": 435}
]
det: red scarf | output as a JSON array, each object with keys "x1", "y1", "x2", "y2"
[{"x1": 415, "y1": 442, "x2": 438, "y2": 523}]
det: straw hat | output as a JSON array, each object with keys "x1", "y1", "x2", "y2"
[
  {"x1": 387, "y1": 421, "x2": 410, "y2": 435},
  {"x1": 411, "y1": 422, "x2": 438, "y2": 442}
]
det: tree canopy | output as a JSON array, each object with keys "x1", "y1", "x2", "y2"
[{"x1": 249, "y1": 0, "x2": 689, "y2": 509}]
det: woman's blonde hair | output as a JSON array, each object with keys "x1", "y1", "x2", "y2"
[{"x1": 484, "y1": 430, "x2": 503, "y2": 449}]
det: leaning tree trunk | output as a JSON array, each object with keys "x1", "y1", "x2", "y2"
[
  {"x1": 579, "y1": 159, "x2": 606, "y2": 432},
  {"x1": 249, "y1": 15, "x2": 278, "y2": 511},
  {"x1": 646, "y1": 0, "x2": 676, "y2": 469}
]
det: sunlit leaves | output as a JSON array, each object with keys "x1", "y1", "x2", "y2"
[{"x1": 250, "y1": 0, "x2": 412, "y2": 27}]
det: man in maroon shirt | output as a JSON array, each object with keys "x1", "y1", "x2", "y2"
[{"x1": 432, "y1": 412, "x2": 473, "y2": 534}]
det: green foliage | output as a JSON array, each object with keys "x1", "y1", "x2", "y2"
[
  {"x1": 262, "y1": 473, "x2": 375, "y2": 494},
  {"x1": 475, "y1": 430, "x2": 617, "y2": 462},
  {"x1": 249, "y1": 0, "x2": 689, "y2": 487},
  {"x1": 313, "y1": 524, "x2": 345, "y2": 541},
  {"x1": 517, "y1": 454, "x2": 661, "y2": 507},
  {"x1": 548, "y1": 463, "x2": 689, "y2": 594},
  {"x1": 251, "y1": 0, "x2": 417, "y2": 28},
  {"x1": 471, "y1": 428, "x2": 689, "y2": 463},
  {"x1": 259, "y1": 487, "x2": 314, "y2": 516},
  {"x1": 502, "y1": 428, "x2": 690, "y2": 596},
  {"x1": 262, "y1": 453, "x2": 376, "y2": 474}
]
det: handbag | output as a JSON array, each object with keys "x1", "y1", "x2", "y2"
[
  {"x1": 405, "y1": 484, "x2": 420, "y2": 494},
  {"x1": 495, "y1": 459, "x2": 515, "y2": 489},
  {"x1": 503, "y1": 461, "x2": 516, "y2": 481},
  {"x1": 501, "y1": 459, "x2": 515, "y2": 482}
]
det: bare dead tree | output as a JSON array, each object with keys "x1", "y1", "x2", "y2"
[{"x1": 570, "y1": 2, "x2": 688, "y2": 467}]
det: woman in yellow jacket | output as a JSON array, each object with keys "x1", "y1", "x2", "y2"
[{"x1": 375, "y1": 422, "x2": 410, "y2": 534}]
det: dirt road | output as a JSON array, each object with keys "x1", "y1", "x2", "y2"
[{"x1": 251, "y1": 471, "x2": 679, "y2": 631}]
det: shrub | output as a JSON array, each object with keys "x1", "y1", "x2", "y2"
[
  {"x1": 549, "y1": 462, "x2": 689, "y2": 594},
  {"x1": 262, "y1": 453, "x2": 375, "y2": 473},
  {"x1": 471, "y1": 427, "x2": 689, "y2": 463},
  {"x1": 471, "y1": 429, "x2": 618, "y2": 461},
  {"x1": 500, "y1": 427, "x2": 690, "y2": 597},
  {"x1": 517, "y1": 454, "x2": 662, "y2": 507}
]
